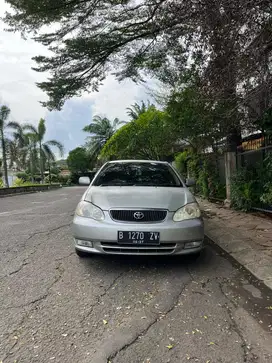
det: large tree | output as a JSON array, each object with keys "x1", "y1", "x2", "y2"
[
  {"x1": 24, "y1": 119, "x2": 64, "y2": 182},
  {"x1": 3, "y1": 1, "x2": 271, "y2": 117},
  {"x1": 4, "y1": 0, "x2": 271, "y2": 154},
  {"x1": 83, "y1": 115, "x2": 125, "y2": 159},
  {"x1": 126, "y1": 100, "x2": 155, "y2": 121},
  {"x1": 67, "y1": 147, "x2": 91, "y2": 174},
  {"x1": 101, "y1": 108, "x2": 176, "y2": 160}
]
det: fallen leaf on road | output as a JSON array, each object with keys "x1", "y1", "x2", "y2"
[
  {"x1": 166, "y1": 344, "x2": 174, "y2": 350},
  {"x1": 266, "y1": 306, "x2": 272, "y2": 310},
  {"x1": 208, "y1": 342, "x2": 215, "y2": 346},
  {"x1": 103, "y1": 320, "x2": 108, "y2": 325}
]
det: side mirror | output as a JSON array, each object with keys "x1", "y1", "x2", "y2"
[
  {"x1": 185, "y1": 178, "x2": 196, "y2": 187},
  {"x1": 79, "y1": 176, "x2": 91, "y2": 186}
]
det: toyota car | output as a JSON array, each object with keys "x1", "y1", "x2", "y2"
[{"x1": 72, "y1": 160, "x2": 204, "y2": 257}]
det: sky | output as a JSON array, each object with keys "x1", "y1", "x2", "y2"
[{"x1": 0, "y1": 0, "x2": 152, "y2": 158}]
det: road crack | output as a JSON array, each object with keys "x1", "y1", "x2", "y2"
[
  {"x1": 107, "y1": 275, "x2": 193, "y2": 362},
  {"x1": 80, "y1": 270, "x2": 127, "y2": 325},
  {"x1": 1, "y1": 223, "x2": 71, "y2": 280},
  {"x1": 3, "y1": 262, "x2": 65, "y2": 310},
  {"x1": 1, "y1": 262, "x2": 65, "y2": 360},
  {"x1": 219, "y1": 281, "x2": 257, "y2": 363}
]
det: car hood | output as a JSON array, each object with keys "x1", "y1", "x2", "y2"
[{"x1": 84, "y1": 186, "x2": 195, "y2": 211}]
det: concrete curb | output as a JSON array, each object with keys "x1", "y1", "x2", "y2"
[
  {"x1": 204, "y1": 217, "x2": 272, "y2": 291},
  {"x1": 0, "y1": 185, "x2": 62, "y2": 198}
]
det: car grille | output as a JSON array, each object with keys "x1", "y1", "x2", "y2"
[
  {"x1": 110, "y1": 209, "x2": 167, "y2": 222},
  {"x1": 100, "y1": 242, "x2": 176, "y2": 255}
]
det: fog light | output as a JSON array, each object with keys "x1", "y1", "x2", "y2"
[
  {"x1": 75, "y1": 239, "x2": 93, "y2": 248},
  {"x1": 185, "y1": 241, "x2": 202, "y2": 249}
]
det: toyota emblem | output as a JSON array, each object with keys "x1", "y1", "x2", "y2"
[{"x1": 133, "y1": 211, "x2": 145, "y2": 220}]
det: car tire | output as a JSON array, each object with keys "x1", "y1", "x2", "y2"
[{"x1": 75, "y1": 248, "x2": 92, "y2": 258}]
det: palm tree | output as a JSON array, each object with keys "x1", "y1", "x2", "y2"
[
  {"x1": 0, "y1": 105, "x2": 22, "y2": 187},
  {"x1": 6, "y1": 123, "x2": 28, "y2": 170},
  {"x1": 24, "y1": 118, "x2": 64, "y2": 182},
  {"x1": 83, "y1": 116, "x2": 126, "y2": 158},
  {"x1": 126, "y1": 100, "x2": 155, "y2": 121}
]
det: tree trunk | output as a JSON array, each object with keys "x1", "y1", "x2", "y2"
[
  {"x1": 30, "y1": 147, "x2": 34, "y2": 183},
  {"x1": 39, "y1": 142, "x2": 44, "y2": 183},
  {"x1": 225, "y1": 127, "x2": 242, "y2": 201},
  {"x1": 0, "y1": 128, "x2": 9, "y2": 188}
]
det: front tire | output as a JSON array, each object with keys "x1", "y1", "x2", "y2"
[{"x1": 75, "y1": 248, "x2": 92, "y2": 258}]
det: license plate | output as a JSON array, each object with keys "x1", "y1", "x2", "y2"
[{"x1": 118, "y1": 231, "x2": 160, "y2": 245}]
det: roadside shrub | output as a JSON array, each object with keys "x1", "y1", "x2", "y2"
[
  {"x1": 0, "y1": 178, "x2": 4, "y2": 188},
  {"x1": 16, "y1": 172, "x2": 30, "y2": 182},
  {"x1": 230, "y1": 168, "x2": 260, "y2": 211},
  {"x1": 259, "y1": 154, "x2": 272, "y2": 207},
  {"x1": 260, "y1": 184, "x2": 272, "y2": 205},
  {"x1": 12, "y1": 178, "x2": 27, "y2": 187},
  {"x1": 174, "y1": 151, "x2": 188, "y2": 175},
  {"x1": 33, "y1": 175, "x2": 42, "y2": 183},
  {"x1": 44, "y1": 174, "x2": 59, "y2": 184},
  {"x1": 58, "y1": 175, "x2": 70, "y2": 185}
]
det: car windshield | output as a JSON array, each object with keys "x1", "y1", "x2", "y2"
[{"x1": 93, "y1": 162, "x2": 182, "y2": 187}]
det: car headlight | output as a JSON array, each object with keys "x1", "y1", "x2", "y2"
[
  {"x1": 173, "y1": 202, "x2": 201, "y2": 222},
  {"x1": 75, "y1": 201, "x2": 105, "y2": 221}
]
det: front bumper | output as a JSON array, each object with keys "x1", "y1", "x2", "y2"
[{"x1": 72, "y1": 212, "x2": 204, "y2": 256}]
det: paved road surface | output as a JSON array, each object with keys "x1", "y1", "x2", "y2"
[{"x1": 0, "y1": 187, "x2": 271, "y2": 363}]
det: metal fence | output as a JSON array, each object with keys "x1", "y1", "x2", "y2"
[{"x1": 236, "y1": 133, "x2": 272, "y2": 213}]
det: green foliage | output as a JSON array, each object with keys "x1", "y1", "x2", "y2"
[
  {"x1": 260, "y1": 153, "x2": 272, "y2": 206},
  {"x1": 12, "y1": 178, "x2": 28, "y2": 187},
  {"x1": 16, "y1": 172, "x2": 30, "y2": 182},
  {"x1": 261, "y1": 184, "x2": 272, "y2": 205},
  {"x1": 0, "y1": 178, "x2": 3, "y2": 188},
  {"x1": 50, "y1": 165, "x2": 61, "y2": 175},
  {"x1": 34, "y1": 175, "x2": 42, "y2": 183},
  {"x1": 67, "y1": 147, "x2": 90, "y2": 173},
  {"x1": 3, "y1": 0, "x2": 269, "y2": 121},
  {"x1": 58, "y1": 175, "x2": 70, "y2": 185},
  {"x1": 44, "y1": 174, "x2": 59, "y2": 184},
  {"x1": 166, "y1": 86, "x2": 223, "y2": 151},
  {"x1": 174, "y1": 151, "x2": 189, "y2": 176},
  {"x1": 126, "y1": 101, "x2": 155, "y2": 121},
  {"x1": 23, "y1": 118, "x2": 64, "y2": 182},
  {"x1": 83, "y1": 116, "x2": 125, "y2": 159},
  {"x1": 230, "y1": 168, "x2": 259, "y2": 211},
  {"x1": 101, "y1": 109, "x2": 176, "y2": 160},
  {"x1": 230, "y1": 154, "x2": 272, "y2": 211},
  {"x1": 186, "y1": 153, "x2": 225, "y2": 200}
]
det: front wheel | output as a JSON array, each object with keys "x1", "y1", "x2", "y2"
[{"x1": 75, "y1": 248, "x2": 92, "y2": 258}]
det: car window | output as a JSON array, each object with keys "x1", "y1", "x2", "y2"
[{"x1": 92, "y1": 162, "x2": 182, "y2": 187}]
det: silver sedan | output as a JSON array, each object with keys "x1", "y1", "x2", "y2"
[{"x1": 72, "y1": 160, "x2": 204, "y2": 257}]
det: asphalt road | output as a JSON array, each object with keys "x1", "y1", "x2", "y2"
[{"x1": 0, "y1": 187, "x2": 271, "y2": 363}]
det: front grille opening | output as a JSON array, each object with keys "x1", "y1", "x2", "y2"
[
  {"x1": 101, "y1": 242, "x2": 176, "y2": 248},
  {"x1": 110, "y1": 209, "x2": 167, "y2": 222},
  {"x1": 101, "y1": 242, "x2": 177, "y2": 255},
  {"x1": 102, "y1": 247, "x2": 175, "y2": 255}
]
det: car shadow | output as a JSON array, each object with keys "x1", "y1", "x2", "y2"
[{"x1": 79, "y1": 241, "x2": 215, "y2": 273}]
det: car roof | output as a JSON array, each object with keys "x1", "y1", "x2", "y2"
[{"x1": 107, "y1": 160, "x2": 168, "y2": 164}]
